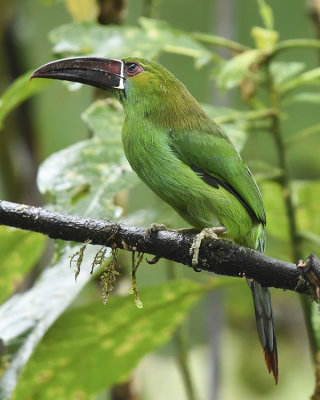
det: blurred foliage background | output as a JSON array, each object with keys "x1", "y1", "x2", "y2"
[{"x1": 0, "y1": 0, "x2": 320, "y2": 399}]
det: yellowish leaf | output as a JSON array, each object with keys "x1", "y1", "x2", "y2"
[{"x1": 64, "y1": 0, "x2": 99, "y2": 21}]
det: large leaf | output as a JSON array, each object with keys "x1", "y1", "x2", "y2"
[
  {"x1": 282, "y1": 92, "x2": 320, "y2": 107},
  {"x1": 0, "y1": 100, "x2": 139, "y2": 398},
  {"x1": 37, "y1": 138, "x2": 135, "y2": 218},
  {"x1": 64, "y1": 0, "x2": 99, "y2": 21},
  {"x1": 286, "y1": 123, "x2": 320, "y2": 147},
  {"x1": 38, "y1": 0, "x2": 61, "y2": 4},
  {"x1": 269, "y1": 61, "x2": 306, "y2": 88},
  {"x1": 49, "y1": 18, "x2": 212, "y2": 68},
  {"x1": 311, "y1": 301, "x2": 320, "y2": 351},
  {"x1": 257, "y1": 0, "x2": 274, "y2": 30},
  {"x1": 262, "y1": 180, "x2": 320, "y2": 259},
  {"x1": 295, "y1": 180, "x2": 320, "y2": 253},
  {"x1": 247, "y1": 159, "x2": 282, "y2": 182},
  {"x1": 251, "y1": 26, "x2": 278, "y2": 50},
  {"x1": 201, "y1": 103, "x2": 248, "y2": 152},
  {"x1": 0, "y1": 227, "x2": 46, "y2": 305},
  {"x1": 37, "y1": 99, "x2": 137, "y2": 218},
  {"x1": 216, "y1": 49, "x2": 265, "y2": 90},
  {"x1": 279, "y1": 67, "x2": 320, "y2": 94},
  {"x1": 12, "y1": 279, "x2": 225, "y2": 400},
  {"x1": 261, "y1": 181, "x2": 289, "y2": 240},
  {"x1": 0, "y1": 244, "x2": 105, "y2": 400},
  {"x1": 260, "y1": 181, "x2": 291, "y2": 260},
  {"x1": 81, "y1": 99, "x2": 123, "y2": 141},
  {"x1": 0, "y1": 71, "x2": 51, "y2": 129}
]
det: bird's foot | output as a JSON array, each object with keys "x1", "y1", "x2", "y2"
[
  {"x1": 144, "y1": 224, "x2": 199, "y2": 236},
  {"x1": 144, "y1": 223, "x2": 171, "y2": 236},
  {"x1": 190, "y1": 226, "x2": 227, "y2": 268}
]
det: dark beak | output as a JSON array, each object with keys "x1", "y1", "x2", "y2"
[{"x1": 30, "y1": 57, "x2": 125, "y2": 90}]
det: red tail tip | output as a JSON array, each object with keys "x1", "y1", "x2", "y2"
[{"x1": 264, "y1": 349, "x2": 278, "y2": 384}]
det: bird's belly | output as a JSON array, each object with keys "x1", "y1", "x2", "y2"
[{"x1": 123, "y1": 133, "x2": 253, "y2": 243}]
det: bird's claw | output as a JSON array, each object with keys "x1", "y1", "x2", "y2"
[
  {"x1": 144, "y1": 223, "x2": 169, "y2": 236},
  {"x1": 190, "y1": 226, "x2": 226, "y2": 267}
]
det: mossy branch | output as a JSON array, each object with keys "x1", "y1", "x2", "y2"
[{"x1": 0, "y1": 199, "x2": 314, "y2": 295}]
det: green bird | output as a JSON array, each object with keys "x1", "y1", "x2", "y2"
[{"x1": 31, "y1": 56, "x2": 278, "y2": 382}]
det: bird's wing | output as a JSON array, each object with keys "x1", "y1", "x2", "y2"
[{"x1": 169, "y1": 124, "x2": 266, "y2": 225}]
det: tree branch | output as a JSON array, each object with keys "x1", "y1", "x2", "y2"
[{"x1": 0, "y1": 199, "x2": 311, "y2": 295}]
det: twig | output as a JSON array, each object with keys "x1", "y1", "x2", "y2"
[
  {"x1": 273, "y1": 39, "x2": 320, "y2": 55},
  {"x1": 0, "y1": 199, "x2": 312, "y2": 295},
  {"x1": 215, "y1": 108, "x2": 278, "y2": 125},
  {"x1": 192, "y1": 32, "x2": 249, "y2": 53}
]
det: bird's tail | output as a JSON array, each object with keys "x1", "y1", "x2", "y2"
[
  {"x1": 248, "y1": 225, "x2": 278, "y2": 383},
  {"x1": 248, "y1": 280, "x2": 278, "y2": 383}
]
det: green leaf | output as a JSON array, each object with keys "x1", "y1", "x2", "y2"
[
  {"x1": 263, "y1": 180, "x2": 320, "y2": 257},
  {"x1": 282, "y1": 91, "x2": 320, "y2": 106},
  {"x1": 269, "y1": 61, "x2": 306, "y2": 88},
  {"x1": 251, "y1": 26, "x2": 278, "y2": 49},
  {"x1": 296, "y1": 181, "x2": 320, "y2": 242},
  {"x1": 299, "y1": 231, "x2": 320, "y2": 247},
  {"x1": 138, "y1": 19, "x2": 212, "y2": 68},
  {"x1": 0, "y1": 71, "x2": 52, "y2": 129},
  {"x1": 201, "y1": 104, "x2": 248, "y2": 152},
  {"x1": 64, "y1": 0, "x2": 99, "y2": 21},
  {"x1": 49, "y1": 18, "x2": 212, "y2": 68},
  {"x1": 257, "y1": 0, "x2": 274, "y2": 30},
  {"x1": 0, "y1": 244, "x2": 108, "y2": 400},
  {"x1": 202, "y1": 105, "x2": 279, "y2": 153},
  {"x1": 260, "y1": 181, "x2": 291, "y2": 260},
  {"x1": 286, "y1": 123, "x2": 320, "y2": 147},
  {"x1": 279, "y1": 67, "x2": 320, "y2": 93},
  {"x1": 81, "y1": 99, "x2": 123, "y2": 141},
  {"x1": 0, "y1": 100, "x2": 139, "y2": 399},
  {"x1": 37, "y1": 138, "x2": 135, "y2": 218},
  {"x1": 311, "y1": 301, "x2": 320, "y2": 350},
  {"x1": 262, "y1": 181, "x2": 289, "y2": 240},
  {"x1": 13, "y1": 279, "x2": 223, "y2": 399},
  {"x1": 216, "y1": 49, "x2": 264, "y2": 90},
  {"x1": 0, "y1": 227, "x2": 46, "y2": 304},
  {"x1": 38, "y1": 0, "x2": 62, "y2": 4},
  {"x1": 37, "y1": 100, "x2": 138, "y2": 219},
  {"x1": 247, "y1": 159, "x2": 283, "y2": 182}
]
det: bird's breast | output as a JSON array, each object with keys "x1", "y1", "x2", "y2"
[{"x1": 121, "y1": 121, "x2": 179, "y2": 191}]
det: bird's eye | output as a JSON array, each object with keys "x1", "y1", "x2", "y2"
[
  {"x1": 128, "y1": 63, "x2": 138, "y2": 73},
  {"x1": 125, "y1": 62, "x2": 144, "y2": 76}
]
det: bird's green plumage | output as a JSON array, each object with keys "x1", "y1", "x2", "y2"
[
  {"x1": 31, "y1": 55, "x2": 277, "y2": 381},
  {"x1": 118, "y1": 58, "x2": 277, "y2": 381},
  {"x1": 119, "y1": 58, "x2": 265, "y2": 250}
]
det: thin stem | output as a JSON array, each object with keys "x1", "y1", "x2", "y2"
[
  {"x1": 143, "y1": 0, "x2": 160, "y2": 18},
  {"x1": 215, "y1": 108, "x2": 278, "y2": 125},
  {"x1": 273, "y1": 39, "x2": 320, "y2": 56},
  {"x1": 191, "y1": 32, "x2": 249, "y2": 53},
  {"x1": 267, "y1": 67, "x2": 318, "y2": 356},
  {"x1": 269, "y1": 113, "x2": 302, "y2": 260},
  {"x1": 266, "y1": 66, "x2": 301, "y2": 259},
  {"x1": 285, "y1": 123, "x2": 320, "y2": 147},
  {"x1": 167, "y1": 264, "x2": 198, "y2": 400},
  {"x1": 174, "y1": 324, "x2": 198, "y2": 400}
]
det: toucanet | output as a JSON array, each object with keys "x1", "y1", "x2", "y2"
[{"x1": 31, "y1": 57, "x2": 278, "y2": 383}]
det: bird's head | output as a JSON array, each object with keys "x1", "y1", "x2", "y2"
[{"x1": 31, "y1": 56, "x2": 208, "y2": 129}]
